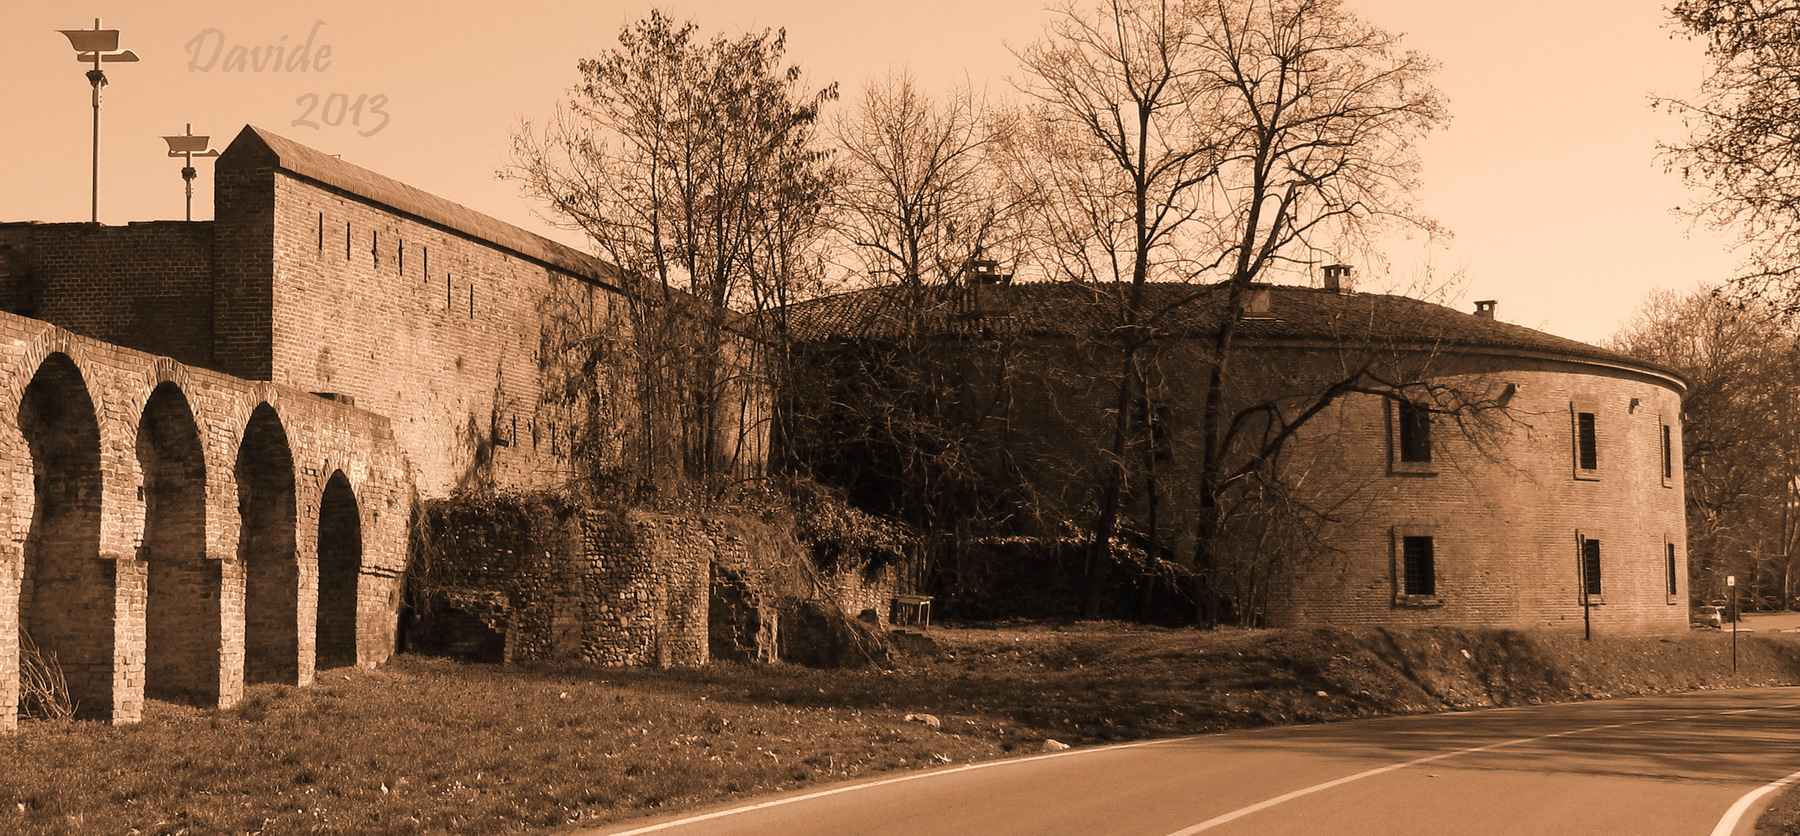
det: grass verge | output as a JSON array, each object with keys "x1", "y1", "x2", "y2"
[{"x1": 1, "y1": 623, "x2": 1797, "y2": 834}]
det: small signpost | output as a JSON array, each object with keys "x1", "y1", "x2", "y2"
[{"x1": 1729, "y1": 575, "x2": 1738, "y2": 675}]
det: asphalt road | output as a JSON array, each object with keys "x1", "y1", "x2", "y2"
[{"x1": 597, "y1": 686, "x2": 1800, "y2": 836}]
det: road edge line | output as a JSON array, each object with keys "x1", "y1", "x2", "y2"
[
  {"x1": 1166, "y1": 701, "x2": 1800, "y2": 835},
  {"x1": 599, "y1": 733, "x2": 1205, "y2": 835},
  {"x1": 1710, "y1": 765, "x2": 1800, "y2": 836}
]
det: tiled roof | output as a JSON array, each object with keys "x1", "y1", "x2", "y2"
[
  {"x1": 224, "y1": 126, "x2": 621, "y2": 289},
  {"x1": 784, "y1": 282, "x2": 1684, "y2": 387}
]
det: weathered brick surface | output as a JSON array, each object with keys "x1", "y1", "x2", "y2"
[
  {"x1": 0, "y1": 316, "x2": 408, "y2": 725},
  {"x1": 0, "y1": 125, "x2": 787, "y2": 727},
  {"x1": 1275, "y1": 355, "x2": 1689, "y2": 635},
  {"x1": 420, "y1": 509, "x2": 752, "y2": 669},
  {"x1": 0, "y1": 222, "x2": 215, "y2": 368},
  {"x1": 794, "y1": 329, "x2": 1690, "y2": 635}
]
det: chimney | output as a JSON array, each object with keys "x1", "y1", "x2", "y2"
[
  {"x1": 1321, "y1": 263, "x2": 1352, "y2": 293},
  {"x1": 1474, "y1": 300, "x2": 1497, "y2": 320}
]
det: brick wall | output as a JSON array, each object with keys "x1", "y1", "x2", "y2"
[
  {"x1": 414, "y1": 502, "x2": 899, "y2": 667},
  {"x1": 260, "y1": 173, "x2": 595, "y2": 496},
  {"x1": 1256, "y1": 353, "x2": 1688, "y2": 634},
  {"x1": 257, "y1": 172, "x2": 768, "y2": 500},
  {"x1": 0, "y1": 314, "x2": 411, "y2": 728},
  {"x1": 416, "y1": 505, "x2": 777, "y2": 668},
  {"x1": 793, "y1": 337, "x2": 1690, "y2": 634},
  {"x1": 0, "y1": 222, "x2": 215, "y2": 368}
]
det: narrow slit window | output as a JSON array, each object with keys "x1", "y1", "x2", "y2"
[
  {"x1": 1399, "y1": 400, "x2": 1432, "y2": 463},
  {"x1": 345, "y1": 221, "x2": 351, "y2": 260},
  {"x1": 1661, "y1": 423, "x2": 1673, "y2": 480},
  {"x1": 372, "y1": 230, "x2": 380, "y2": 268},
  {"x1": 1402, "y1": 535, "x2": 1435, "y2": 596},
  {"x1": 446, "y1": 273, "x2": 452, "y2": 310},
  {"x1": 1582, "y1": 538, "x2": 1602, "y2": 596},
  {"x1": 317, "y1": 212, "x2": 324, "y2": 253},
  {"x1": 1577, "y1": 412, "x2": 1598, "y2": 472},
  {"x1": 468, "y1": 284, "x2": 475, "y2": 318},
  {"x1": 423, "y1": 246, "x2": 429, "y2": 284},
  {"x1": 399, "y1": 240, "x2": 405, "y2": 275},
  {"x1": 1666, "y1": 543, "x2": 1678, "y2": 597}
]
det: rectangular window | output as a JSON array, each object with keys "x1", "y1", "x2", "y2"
[
  {"x1": 1399, "y1": 400, "x2": 1432, "y2": 463},
  {"x1": 399, "y1": 240, "x2": 405, "y2": 274},
  {"x1": 1577, "y1": 412, "x2": 1598, "y2": 472},
  {"x1": 316, "y1": 212, "x2": 323, "y2": 252},
  {"x1": 372, "y1": 230, "x2": 380, "y2": 268},
  {"x1": 1666, "y1": 543, "x2": 1678, "y2": 597},
  {"x1": 1402, "y1": 535, "x2": 1435, "y2": 596},
  {"x1": 423, "y1": 246, "x2": 429, "y2": 283},
  {"x1": 1661, "y1": 423, "x2": 1673, "y2": 480},
  {"x1": 1582, "y1": 538, "x2": 1602, "y2": 596},
  {"x1": 344, "y1": 221, "x2": 351, "y2": 260}
]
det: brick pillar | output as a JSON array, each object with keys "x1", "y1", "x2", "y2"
[
  {"x1": 110, "y1": 557, "x2": 146, "y2": 724},
  {"x1": 216, "y1": 557, "x2": 244, "y2": 708},
  {"x1": 0, "y1": 553, "x2": 19, "y2": 733},
  {"x1": 296, "y1": 549, "x2": 317, "y2": 687}
]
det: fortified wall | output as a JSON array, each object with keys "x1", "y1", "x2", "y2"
[
  {"x1": 0, "y1": 125, "x2": 791, "y2": 727},
  {"x1": 1, "y1": 126, "x2": 769, "y2": 501}
]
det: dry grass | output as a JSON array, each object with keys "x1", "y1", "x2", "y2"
[{"x1": 1, "y1": 623, "x2": 1798, "y2": 834}]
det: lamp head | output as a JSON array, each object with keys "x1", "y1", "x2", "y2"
[
  {"x1": 59, "y1": 28, "x2": 119, "y2": 53},
  {"x1": 74, "y1": 50, "x2": 138, "y2": 63},
  {"x1": 163, "y1": 134, "x2": 214, "y2": 154}
]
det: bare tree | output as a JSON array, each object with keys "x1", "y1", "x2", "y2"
[
  {"x1": 833, "y1": 73, "x2": 1015, "y2": 289},
  {"x1": 505, "y1": 11, "x2": 836, "y2": 495},
  {"x1": 807, "y1": 73, "x2": 1030, "y2": 582},
  {"x1": 1173, "y1": 0, "x2": 1447, "y2": 619},
  {"x1": 1005, "y1": 0, "x2": 1230, "y2": 604},
  {"x1": 1004, "y1": 0, "x2": 1449, "y2": 620},
  {"x1": 1658, "y1": 1, "x2": 1800, "y2": 310},
  {"x1": 1612, "y1": 286, "x2": 1800, "y2": 607}
]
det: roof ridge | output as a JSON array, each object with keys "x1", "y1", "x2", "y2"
[
  {"x1": 230, "y1": 125, "x2": 622, "y2": 290},
  {"x1": 781, "y1": 280, "x2": 1685, "y2": 387}
]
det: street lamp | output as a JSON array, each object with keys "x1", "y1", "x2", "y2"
[
  {"x1": 161, "y1": 125, "x2": 219, "y2": 221},
  {"x1": 57, "y1": 18, "x2": 139, "y2": 223}
]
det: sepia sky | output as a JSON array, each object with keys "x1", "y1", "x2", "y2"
[{"x1": 0, "y1": 0, "x2": 1738, "y2": 344}]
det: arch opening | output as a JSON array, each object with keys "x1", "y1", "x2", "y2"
[
  {"x1": 236, "y1": 404, "x2": 298, "y2": 684},
  {"x1": 137, "y1": 382, "x2": 215, "y2": 704},
  {"x1": 17, "y1": 353, "x2": 106, "y2": 719},
  {"x1": 315, "y1": 471, "x2": 362, "y2": 669}
]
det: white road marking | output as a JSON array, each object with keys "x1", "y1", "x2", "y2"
[
  {"x1": 1164, "y1": 701, "x2": 1800, "y2": 835},
  {"x1": 601, "y1": 696, "x2": 1800, "y2": 836},
  {"x1": 1710, "y1": 765, "x2": 1800, "y2": 836},
  {"x1": 601, "y1": 701, "x2": 1560, "y2": 834},
  {"x1": 602, "y1": 733, "x2": 1205, "y2": 835}
]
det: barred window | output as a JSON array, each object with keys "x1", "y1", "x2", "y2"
[
  {"x1": 1582, "y1": 538, "x2": 1602, "y2": 596},
  {"x1": 1666, "y1": 543, "x2": 1677, "y2": 597},
  {"x1": 1399, "y1": 400, "x2": 1432, "y2": 464},
  {"x1": 1403, "y1": 535, "x2": 1435, "y2": 596},
  {"x1": 1577, "y1": 412, "x2": 1598, "y2": 472}
]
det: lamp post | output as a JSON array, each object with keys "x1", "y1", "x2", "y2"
[
  {"x1": 161, "y1": 125, "x2": 219, "y2": 222},
  {"x1": 57, "y1": 18, "x2": 139, "y2": 224},
  {"x1": 1729, "y1": 574, "x2": 1738, "y2": 675}
]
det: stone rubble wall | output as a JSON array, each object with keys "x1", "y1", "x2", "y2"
[{"x1": 414, "y1": 503, "x2": 896, "y2": 669}]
